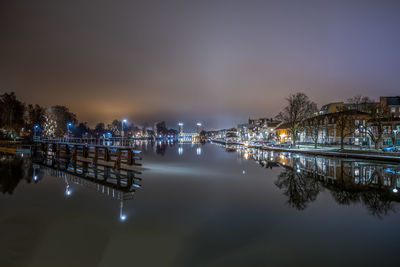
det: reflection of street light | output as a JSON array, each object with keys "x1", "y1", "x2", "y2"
[
  {"x1": 120, "y1": 199, "x2": 127, "y2": 221},
  {"x1": 65, "y1": 185, "x2": 72, "y2": 196}
]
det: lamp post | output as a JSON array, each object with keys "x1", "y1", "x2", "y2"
[
  {"x1": 394, "y1": 129, "x2": 398, "y2": 149},
  {"x1": 67, "y1": 123, "x2": 72, "y2": 142},
  {"x1": 122, "y1": 119, "x2": 127, "y2": 145},
  {"x1": 34, "y1": 125, "x2": 39, "y2": 140}
]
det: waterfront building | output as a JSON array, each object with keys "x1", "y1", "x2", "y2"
[
  {"x1": 238, "y1": 118, "x2": 281, "y2": 142},
  {"x1": 276, "y1": 123, "x2": 291, "y2": 143},
  {"x1": 299, "y1": 110, "x2": 371, "y2": 145}
]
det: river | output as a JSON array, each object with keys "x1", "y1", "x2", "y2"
[{"x1": 1, "y1": 142, "x2": 400, "y2": 266}]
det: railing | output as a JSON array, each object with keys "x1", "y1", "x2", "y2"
[
  {"x1": 33, "y1": 141, "x2": 142, "y2": 170},
  {"x1": 35, "y1": 137, "x2": 138, "y2": 147}
]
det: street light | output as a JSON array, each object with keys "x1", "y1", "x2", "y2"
[
  {"x1": 122, "y1": 119, "x2": 127, "y2": 136},
  {"x1": 67, "y1": 123, "x2": 73, "y2": 141},
  {"x1": 121, "y1": 119, "x2": 127, "y2": 145},
  {"x1": 34, "y1": 125, "x2": 39, "y2": 140}
]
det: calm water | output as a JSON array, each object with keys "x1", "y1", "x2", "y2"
[{"x1": 1, "y1": 142, "x2": 400, "y2": 267}]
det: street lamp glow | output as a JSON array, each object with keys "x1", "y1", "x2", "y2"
[
  {"x1": 122, "y1": 119, "x2": 127, "y2": 123},
  {"x1": 393, "y1": 188, "x2": 398, "y2": 193},
  {"x1": 178, "y1": 122, "x2": 183, "y2": 126},
  {"x1": 197, "y1": 122, "x2": 202, "y2": 126},
  {"x1": 120, "y1": 214, "x2": 127, "y2": 221}
]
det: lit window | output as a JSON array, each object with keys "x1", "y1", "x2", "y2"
[{"x1": 391, "y1": 107, "x2": 396, "y2": 113}]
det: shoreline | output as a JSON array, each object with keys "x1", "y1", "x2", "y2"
[{"x1": 211, "y1": 139, "x2": 400, "y2": 163}]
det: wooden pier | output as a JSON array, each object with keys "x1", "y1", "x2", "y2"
[{"x1": 33, "y1": 140, "x2": 142, "y2": 171}]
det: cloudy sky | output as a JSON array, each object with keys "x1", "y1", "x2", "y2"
[{"x1": 1, "y1": 0, "x2": 400, "y2": 130}]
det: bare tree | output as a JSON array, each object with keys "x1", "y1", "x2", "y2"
[
  {"x1": 303, "y1": 116, "x2": 321, "y2": 148},
  {"x1": 347, "y1": 95, "x2": 373, "y2": 112},
  {"x1": 365, "y1": 103, "x2": 392, "y2": 149},
  {"x1": 334, "y1": 110, "x2": 358, "y2": 150},
  {"x1": 276, "y1": 92, "x2": 317, "y2": 146}
]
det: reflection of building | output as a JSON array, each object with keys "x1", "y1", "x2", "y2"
[{"x1": 237, "y1": 146, "x2": 400, "y2": 196}]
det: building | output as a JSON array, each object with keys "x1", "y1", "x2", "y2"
[
  {"x1": 238, "y1": 118, "x2": 281, "y2": 142},
  {"x1": 380, "y1": 96, "x2": 400, "y2": 118},
  {"x1": 276, "y1": 123, "x2": 290, "y2": 143},
  {"x1": 319, "y1": 102, "x2": 344, "y2": 115}
]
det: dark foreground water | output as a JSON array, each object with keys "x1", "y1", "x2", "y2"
[{"x1": 1, "y1": 142, "x2": 400, "y2": 267}]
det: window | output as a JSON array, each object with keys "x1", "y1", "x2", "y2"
[{"x1": 391, "y1": 107, "x2": 396, "y2": 113}]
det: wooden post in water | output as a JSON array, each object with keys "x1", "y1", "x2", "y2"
[
  {"x1": 127, "y1": 149, "x2": 133, "y2": 165},
  {"x1": 93, "y1": 147, "x2": 98, "y2": 166},
  {"x1": 114, "y1": 148, "x2": 122, "y2": 169},
  {"x1": 72, "y1": 145, "x2": 77, "y2": 161},
  {"x1": 104, "y1": 148, "x2": 110, "y2": 161}
]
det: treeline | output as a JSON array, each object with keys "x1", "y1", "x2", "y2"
[{"x1": 0, "y1": 92, "x2": 151, "y2": 139}]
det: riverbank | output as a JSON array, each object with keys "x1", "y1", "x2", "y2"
[
  {"x1": 0, "y1": 140, "x2": 31, "y2": 154},
  {"x1": 211, "y1": 139, "x2": 400, "y2": 163}
]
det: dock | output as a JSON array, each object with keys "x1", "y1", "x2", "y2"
[{"x1": 33, "y1": 139, "x2": 142, "y2": 171}]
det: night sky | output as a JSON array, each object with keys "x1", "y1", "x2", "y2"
[{"x1": 1, "y1": 0, "x2": 400, "y2": 130}]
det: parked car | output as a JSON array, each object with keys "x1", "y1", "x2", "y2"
[
  {"x1": 279, "y1": 141, "x2": 292, "y2": 148},
  {"x1": 381, "y1": 145, "x2": 398, "y2": 152},
  {"x1": 263, "y1": 141, "x2": 278, "y2": 147}
]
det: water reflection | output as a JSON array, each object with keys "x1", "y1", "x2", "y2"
[
  {"x1": 0, "y1": 153, "x2": 142, "y2": 222},
  {"x1": 0, "y1": 153, "x2": 33, "y2": 194},
  {"x1": 233, "y1": 146, "x2": 400, "y2": 217}
]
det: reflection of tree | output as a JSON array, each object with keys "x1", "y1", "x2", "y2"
[
  {"x1": 0, "y1": 156, "x2": 26, "y2": 194},
  {"x1": 361, "y1": 191, "x2": 395, "y2": 219},
  {"x1": 275, "y1": 168, "x2": 321, "y2": 210},
  {"x1": 330, "y1": 189, "x2": 359, "y2": 206}
]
